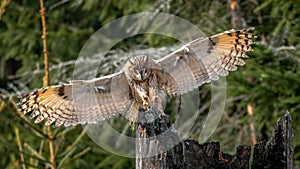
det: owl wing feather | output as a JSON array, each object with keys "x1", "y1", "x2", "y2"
[
  {"x1": 19, "y1": 72, "x2": 132, "y2": 126},
  {"x1": 155, "y1": 27, "x2": 256, "y2": 95},
  {"x1": 19, "y1": 27, "x2": 256, "y2": 126}
]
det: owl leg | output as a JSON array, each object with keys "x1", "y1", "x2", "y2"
[
  {"x1": 142, "y1": 98, "x2": 149, "y2": 108},
  {"x1": 134, "y1": 85, "x2": 149, "y2": 109}
]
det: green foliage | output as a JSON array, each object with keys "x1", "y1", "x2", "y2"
[{"x1": 0, "y1": 0, "x2": 299, "y2": 168}]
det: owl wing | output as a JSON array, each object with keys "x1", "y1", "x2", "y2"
[
  {"x1": 155, "y1": 27, "x2": 256, "y2": 95},
  {"x1": 19, "y1": 72, "x2": 133, "y2": 126}
]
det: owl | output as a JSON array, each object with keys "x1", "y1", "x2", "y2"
[{"x1": 19, "y1": 27, "x2": 256, "y2": 126}]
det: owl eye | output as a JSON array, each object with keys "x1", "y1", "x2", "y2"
[{"x1": 143, "y1": 69, "x2": 147, "y2": 77}]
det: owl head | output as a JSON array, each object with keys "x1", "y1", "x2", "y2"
[{"x1": 125, "y1": 55, "x2": 155, "y2": 82}]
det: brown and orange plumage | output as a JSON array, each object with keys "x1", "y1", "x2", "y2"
[{"x1": 19, "y1": 27, "x2": 256, "y2": 126}]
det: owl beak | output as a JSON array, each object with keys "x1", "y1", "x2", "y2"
[{"x1": 136, "y1": 73, "x2": 142, "y2": 81}]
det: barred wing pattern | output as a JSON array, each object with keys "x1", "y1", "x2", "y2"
[
  {"x1": 19, "y1": 72, "x2": 132, "y2": 126},
  {"x1": 156, "y1": 27, "x2": 256, "y2": 95},
  {"x1": 19, "y1": 27, "x2": 256, "y2": 126}
]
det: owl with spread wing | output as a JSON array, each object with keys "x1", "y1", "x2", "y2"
[{"x1": 19, "y1": 27, "x2": 256, "y2": 126}]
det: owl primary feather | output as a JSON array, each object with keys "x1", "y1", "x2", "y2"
[{"x1": 19, "y1": 27, "x2": 256, "y2": 126}]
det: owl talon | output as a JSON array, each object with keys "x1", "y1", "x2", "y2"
[{"x1": 138, "y1": 106, "x2": 146, "y2": 111}]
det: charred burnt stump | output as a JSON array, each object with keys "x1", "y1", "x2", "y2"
[
  {"x1": 252, "y1": 112, "x2": 293, "y2": 169},
  {"x1": 135, "y1": 107, "x2": 184, "y2": 169},
  {"x1": 135, "y1": 108, "x2": 293, "y2": 169}
]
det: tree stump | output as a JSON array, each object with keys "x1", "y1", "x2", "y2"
[
  {"x1": 135, "y1": 107, "x2": 184, "y2": 169},
  {"x1": 252, "y1": 112, "x2": 293, "y2": 169},
  {"x1": 135, "y1": 108, "x2": 294, "y2": 169}
]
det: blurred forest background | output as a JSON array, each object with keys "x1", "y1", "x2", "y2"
[{"x1": 0, "y1": 0, "x2": 299, "y2": 168}]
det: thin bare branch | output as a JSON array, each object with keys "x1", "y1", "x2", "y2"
[
  {"x1": 39, "y1": 0, "x2": 55, "y2": 168},
  {"x1": 247, "y1": 104, "x2": 257, "y2": 145},
  {"x1": 14, "y1": 127, "x2": 26, "y2": 169},
  {"x1": 39, "y1": 0, "x2": 49, "y2": 87}
]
